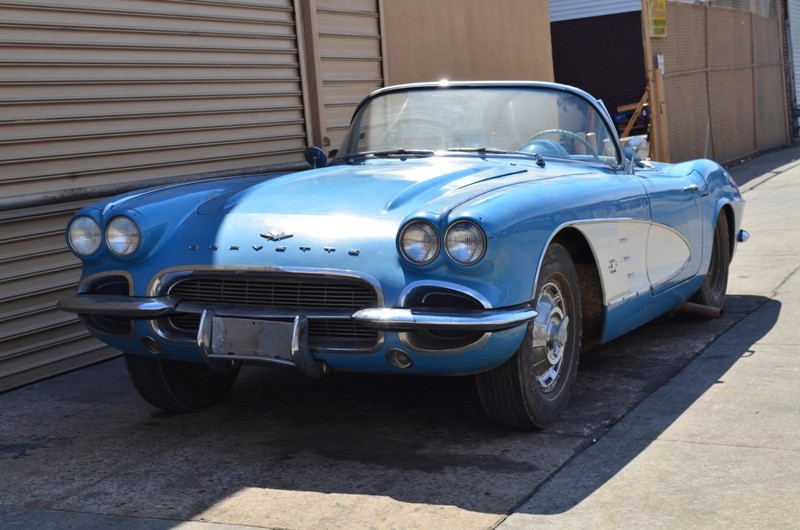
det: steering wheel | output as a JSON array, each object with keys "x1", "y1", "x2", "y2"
[{"x1": 524, "y1": 129, "x2": 599, "y2": 161}]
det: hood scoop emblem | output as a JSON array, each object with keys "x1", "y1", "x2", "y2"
[{"x1": 261, "y1": 231, "x2": 293, "y2": 242}]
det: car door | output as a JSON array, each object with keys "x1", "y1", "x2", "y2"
[{"x1": 636, "y1": 166, "x2": 705, "y2": 294}]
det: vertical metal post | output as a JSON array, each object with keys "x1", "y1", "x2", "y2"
[
  {"x1": 295, "y1": 0, "x2": 326, "y2": 147},
  {"x1": 641, "y1": 0, "x2": 670, "y2": 161}
]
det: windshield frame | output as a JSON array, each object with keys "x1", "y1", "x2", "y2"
[{"x1": 335, "y1": 81, "x2": 624, "y2": 170}]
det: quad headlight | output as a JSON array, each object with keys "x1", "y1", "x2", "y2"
[
  {"x1": 67, "y1": 216, "x2": 102, "y2": 256},
  {"x1": 445, "y1": 221, "x2": 486, "y2": 265},
  {"x1": 105, "y1": 216, "x2": 141, "y2": 257},
  {"x1": 399, "y1": 219, "x2": 487, "y2": 266},
  {"x1": 399, "y1": 221, "x2": 440, "y2": 265}
]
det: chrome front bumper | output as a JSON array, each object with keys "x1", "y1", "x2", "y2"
[
  {"x1": 58, "y1": 294, "x2": 537, "y2": 332},
  {"x1": 351, "y1": 305, "x2": 537, "y2": 331}
]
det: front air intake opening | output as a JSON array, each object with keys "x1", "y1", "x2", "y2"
[
  {"x1": 79, "y1": 275, "x2": 133, "y2": 336},
  {"x1": 402, "y1": 287, "x2": 488, "y2": 352}
]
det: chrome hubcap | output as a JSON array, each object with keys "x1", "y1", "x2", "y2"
[{"x1": 531, "y1": 281, "x2": 569, "y2": 392}]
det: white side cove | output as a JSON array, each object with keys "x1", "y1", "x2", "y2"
[
  {"x1": 575, "y1": 220, "x2": 691, "y2": 306},
  {"x1": 645, "y1": 223, "x2": 693, "y2": 289}
]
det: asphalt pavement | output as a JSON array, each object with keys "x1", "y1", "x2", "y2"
[{"x1": 1, "y1": 147, "x2": 799, "y2": 529}]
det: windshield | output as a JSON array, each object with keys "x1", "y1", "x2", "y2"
[{"x1": 339, "y1": 86, "x2": 621, "y2": 166}]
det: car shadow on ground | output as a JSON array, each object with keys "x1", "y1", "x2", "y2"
[
  {"x1": 0, "y1": 295, "x2": 776, "y2": 525},
  {"x1": 516, "y1": 295, "x2": 782, "y2": 515}
]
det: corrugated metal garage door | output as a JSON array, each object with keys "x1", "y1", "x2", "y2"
[
  {"x1": 300, "y1": 0, "x2": 385, "y2": 150},
  {"x1": 0, "y1": 201, "x2": 112, "y2": 388},
  {"x1": 315, "y1": 0, "x2": 385, "y2": 149},
  {"x1": 548, "y1": 0, "x2": 639, "y2": 22},
  {"x1": 0, "y1": 0, "x2": 309, "y2": 391},
  {"x1": 0, "y1": 0, "x2": 307, "y2": 198}
]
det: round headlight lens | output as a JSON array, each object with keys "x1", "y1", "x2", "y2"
[
  {"x1": 445, "y1": 221, "x2": 486, "y2": 265},
  {"x1": 67, "y1": 216, "x2": 102, "y2": 256},
  {"x1": 399, "y1": 221, "x2": 440, "y2": 265},
  {"x1": 106, "y1": 216, "x2": 141, "y2": 257}
]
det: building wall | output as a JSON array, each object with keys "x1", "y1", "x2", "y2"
[
  {"x1": 788, "y1": 0, "x2": 800, "y2": 133},
  {"x1": 382, "y1": 0, "x2": 554, "y2": 85},
  {"x1": 0, "y1": 0, "x2": 557, "y2": 391},
  {"x1": 649, "y1": 0, "x2": 790, "y2": 163},
  {"x1": 0, "y1": 0, "x2": 384, "y2": 391}
]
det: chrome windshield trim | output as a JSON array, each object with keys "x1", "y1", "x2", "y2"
[{"x1": 351, "y1": 304, "x2": 536, "y2": 331}]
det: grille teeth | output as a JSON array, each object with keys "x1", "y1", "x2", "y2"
[
  {"x1": 163, "y1": 275, "x2": 380, "y2": 349},
  {"x1": 168, "y1": 278, "x2": 377, "y2": 311}
]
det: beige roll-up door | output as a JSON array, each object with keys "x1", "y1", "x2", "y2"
[
  {"x1": 0, "y1": 201, "x2": 115, "y2": 389},
  {"x1": 0, "y1": 0, "x2": 307, "y2": 199},
  {"x1": 0, "y1": 0, "x2": 309, "y2": 391},
  {"x1": 310, "y1": 0, "x2": 385, "y2": 150}
]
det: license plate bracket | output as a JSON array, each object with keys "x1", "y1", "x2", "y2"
[
  {"x1": 209, "y1": 316, "x2": 295, "y2": 362},
  {"x1": 196, "y1": 310, "x2": 322, "y2": 378}
]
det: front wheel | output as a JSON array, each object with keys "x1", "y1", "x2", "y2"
[
  {"x1": 124, "y1": 353, "x2": 240, "y2": 413},
  {"x1": 691, "y1": 213, "x2": 730, "y2": 310},
  {"x1": 476, "y1": 244, "x2": 582, "y2": 430}
]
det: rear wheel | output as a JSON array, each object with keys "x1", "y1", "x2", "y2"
[
  {"x1": 691, "y1": 213, "x2": 730, "y2": 310},
  {"x1": 124, "y1": 353, "x2": 240, "y2": 413},
  {"x1": 476, "y1": 244, "x2": 582, "y2": 430}
]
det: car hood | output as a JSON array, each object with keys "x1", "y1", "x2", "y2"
[
  {"x1": 198, "y1": 158, "x2": 533, "y2": 218},
  {"x1": 84, "y1": 157, "x2": 598, "y2": 304},
  {"x1": 98, "y1": 156, "x2": 594, "y2": 274}
]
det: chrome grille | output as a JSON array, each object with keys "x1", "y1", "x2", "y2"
[
  {"x1": 168, "y1": 277, "x2": 377, "y2": 310},
  {"x1": 162, "y1": 274, "x2": 380, "y2": 350}
]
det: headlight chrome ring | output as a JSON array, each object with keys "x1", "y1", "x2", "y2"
[
  {"x1": 399, "y1": 221, "x2": 440, "y2": 265},
  {"x1": 106, "y1": 216, "x2": 141, "y2": 257},
  {"x1": 67, "y1": 216, "x2": 102, "y2": 256},
  {"x1": 445, "y1": 221, "x2": 486, "y2": 265}
]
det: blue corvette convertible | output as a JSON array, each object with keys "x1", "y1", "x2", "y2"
[{"x1": 59, "y1": 81, "x2": 747, "y2": 430}]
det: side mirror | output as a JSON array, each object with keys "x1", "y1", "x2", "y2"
[
  {"x1": 623, "y1": 137, "x2": 650, "y2": 173},
  {"x1": 304, "y1": 146, "x2": 328, "y2": 168}
]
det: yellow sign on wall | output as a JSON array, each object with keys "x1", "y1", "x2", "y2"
[{"x1": 650, "y1": 0, "x2": 667, "y2": 38}]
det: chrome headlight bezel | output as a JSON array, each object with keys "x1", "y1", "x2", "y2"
[
  {"x1": 105, "y1": 216, "x2": 141, "y2": 257},
  {"x1": 445, "y1": 220, "x2": 487, "y2": 265},
  {"x1": 398, "y1": 220, "x2": 440, "y2": 265},
  {"x1": 67, "y1": 216, "x2": 103, "y2": 257}
]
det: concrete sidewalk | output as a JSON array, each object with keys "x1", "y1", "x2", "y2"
[{"x1": 499, "y1": 147, "x2": 800, "y2": 529}]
